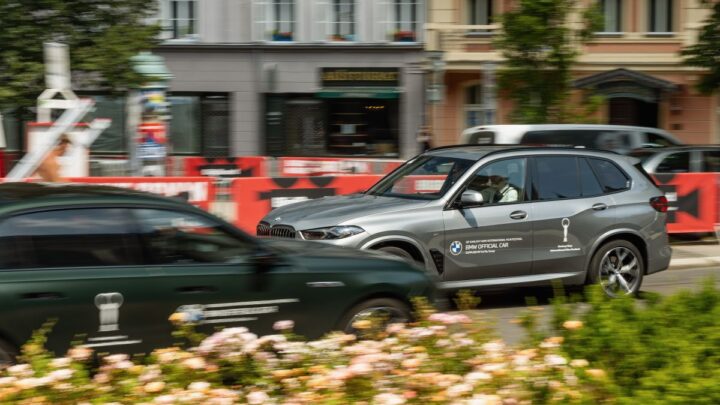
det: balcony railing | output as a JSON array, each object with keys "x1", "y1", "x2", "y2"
[{"x1": 425, "y1": 23, "x2": 500, "y2": 53}]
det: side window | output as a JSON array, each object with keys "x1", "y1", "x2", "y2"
[
  {"x1": 466, "y1": 158, "x2": 527, "y2": 204},
  {"x1": 579, "y1": 158, "x2": 604, "y2": 197},
  {"x1": 594, "y1": 130, "x2": 632, "y2": 151},
  {"x1": 532, "y1": 156, "x2": 581, "y2": 200},
  {"x1": 133, "y1": 209, "x2": 253, "y2": 265},
  {"x1": 588, "y1": 158, "x2": 631, "y2": 192},
  {"x1": 655, "y1": 152, "x2": 690, "y2": 173},
  {"x1": 702, "y1": 151, "x2": 720, "y2": 172},
  {"x1": 644, "y1": 132, "x2": 677, "y2": 148},
  {"x1": 0, "y1": 208, "x2": 142, "y2": 269}
]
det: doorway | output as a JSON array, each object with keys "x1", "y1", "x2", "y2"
[{"x1": 608, "y1": 97, "x2": 658, "y2": 128}]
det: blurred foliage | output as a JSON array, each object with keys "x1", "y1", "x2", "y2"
[
  {"x1": 0, "y1": 0, "x2": 160, "y2": 117},
  {"x1": 682, "y1": 1, "x2": 720, "y2": 94},
  {"x1": 556, "y1": 280, "x2": 720, "y2": 403},
  {"x1": 494, "y1": 0, "x2": 603, "y2": 123}
]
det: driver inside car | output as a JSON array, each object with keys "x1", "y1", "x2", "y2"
[{"x1": 490, "y1": 175, "x2": 519, "y2": 203}]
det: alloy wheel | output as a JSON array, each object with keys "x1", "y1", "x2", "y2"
[{"x1": 599, "y1": 246, "x2": 641, "y2": 297}]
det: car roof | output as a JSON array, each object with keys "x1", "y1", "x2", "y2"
[
  {"x1": 425, "y1": 145, "x2": 622, "y2": 160},
  {"x1": 632, "y1": 145, "x2": 720, "y2": 153},
  {"x1": 462, "y1": 124, "x2": 674, "y2": 133},
  {"x1": 0, "y1": 182, "x2": 192, "y2": 213}
]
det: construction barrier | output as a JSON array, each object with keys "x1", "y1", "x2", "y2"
[
  {"x1": 278, "y1": 157, "x2": 403, "y2": 176},
  {"x1": 654, "y1": 173, "x2": 720, "y2": 234},
  {"x1": 66, "y1": 176, "x2": 216, "y2": 211},
  {"x1": 230, "y1": 175, "x2": 383, "y2": 233},
  {"x1": 183, "y1": 156, "x2": 269, "y2": 178}
]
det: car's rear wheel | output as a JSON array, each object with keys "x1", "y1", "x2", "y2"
[
  {"x1": 338, "y1": 298, "x2": 412, "y2": 334},
  {"x1": 589, "y1": 240, "x2": 644, "y2": 297}
]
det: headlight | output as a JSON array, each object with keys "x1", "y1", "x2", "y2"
[{"x1": 300, "y1": 226, "x2": 365, "y2": 240}]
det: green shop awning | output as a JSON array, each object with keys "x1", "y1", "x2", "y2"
[{"x1": 316, "y1": 87, "x2": 400, "y2": 99}]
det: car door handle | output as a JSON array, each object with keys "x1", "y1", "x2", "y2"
[
  {"x1": 592, "y1": 203, "x2": 608, "y2": 211},
  {"x1": 176, "y1": 286, "x2": 217, "y2": 294},
  {"x1": 21, "y1": 292, "x2": 63, "y2": 301},
  {"x1": 509, "y1": 210, "x2": 527, "y2": 220}
]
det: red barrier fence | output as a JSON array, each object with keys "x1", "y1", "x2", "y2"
[
  {"x1": 278, "y1": 157, "x2": 403, "y2": 176},
  {"x1": 654, "y1": 173, "x2": 720, "y2": 234},
  {"x1": 230, "y1": 175, "x2": 382, "y2": 233},
  {"x1": 183, "y1": 156, "x2": 269, "y2": 178},
  {"x1": 67, "y1": 177, "x2": 216, "y2": 211}
]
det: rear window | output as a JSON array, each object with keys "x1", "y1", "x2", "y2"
[
  {"x1": 467, "y1": 131, "x2": 495, "y2": 145},
  {"x1": 588, "y1": 158, "x2": 630, "y2": 192}
]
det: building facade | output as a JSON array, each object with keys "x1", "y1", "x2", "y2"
[
  {"x1": 154, "y1": 0, "x2": 427, "y2": 159},
  {"x1": 426, "y1": 0, "x2": 720, "y2": 146}
]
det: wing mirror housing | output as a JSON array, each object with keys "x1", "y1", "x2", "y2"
[
  {"x1": 459, "y1": 190, "x2": 486, "y2": 208},
  {"x1": 251, "y1": 246, "x2": 279, "y2": 273}
]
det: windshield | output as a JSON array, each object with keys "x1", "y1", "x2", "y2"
[{"x1": 366, "y1": 155, "x2": 475, "y2": 200}]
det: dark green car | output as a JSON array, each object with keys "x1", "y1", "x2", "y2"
[{"x1": 0, "y1": 183, "x2": 434, "y2": 362}]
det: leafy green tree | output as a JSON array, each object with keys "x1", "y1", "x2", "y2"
[
  {"x1": 681, "y1": 1, "x2": 720, "y2": 94},
  {"x1": 494, "y1": 0, "x2": 602, "y2": 123},
  {"x1": 0, "y1": 0, "x2": 160, "y2": 117}
]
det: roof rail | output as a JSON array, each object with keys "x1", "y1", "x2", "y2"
[{"x1": 427, "y1": 144, "x2": 620, "y2": 155}]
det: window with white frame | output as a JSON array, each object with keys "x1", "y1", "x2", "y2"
[
  {"x1": 256, "y1": 0, "x2": 296, "y2": 41},
  {"x1": 599, "y1": 0, "x2": 621, "y2": 33},
  {"x1": 380, "y1": 0, "x2": 421, "y2": 42},
  {"x1": 317, "y1": 0, "x2": 355, "y2": 41},
  {"x1": 464, "y1": 84, "x2": 493, "y2": 127},
  {"x1": 649, "y1": 0, "x2": 673, "y2": 33},
  {"x1": 166, "y1": 0, "x2": 196, "y2": 39}
]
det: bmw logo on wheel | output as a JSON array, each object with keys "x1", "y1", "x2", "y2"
[{"x1": 450, "y1": 241, "x2": 463, "y2": 256}]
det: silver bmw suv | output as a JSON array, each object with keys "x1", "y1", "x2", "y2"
[{"x1": 258, "y1": 146, "x2": 672, "y2": 296}]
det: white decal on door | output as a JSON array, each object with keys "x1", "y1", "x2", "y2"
[
  {"x1": 455, "y1": 238, "x2": 523, "y2": 255},
  {"x1": 562, "y1": 218, "x2": 571, "y2": 242},
  {"x1": 95, "y1": 292, "x2": 124, "y2": 332}
]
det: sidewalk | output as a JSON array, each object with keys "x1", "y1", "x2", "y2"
[{"x1": 670, "y1": 240, "x2": 720, "y2": 269}]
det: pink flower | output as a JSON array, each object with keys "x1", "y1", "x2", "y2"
[
  {"x1": 246, "y1": 390, "x2": 270, "y2": 404},
  {"x1": 374, "y1": 393, "x2": 407, "y2": 405},
  {"x1": 273, "y1": 320, "x2": 294, "y2": 331}
]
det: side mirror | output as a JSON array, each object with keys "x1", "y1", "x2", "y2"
[
  {"x1": 251, "y1": 246, "x2": 279, "y2": 273},
  {"x1": 459, "y1": 190, "x2": 485, "y2": 207}
]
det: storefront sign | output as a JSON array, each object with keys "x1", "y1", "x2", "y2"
[
  {"x1": 278, "y1": 157, "x2": 403, "y2": 176},
  {"x1": 65, "y1": 177, "x2": 216, "y2": 210},
  {"x1": 184, "y1": 157, "x2": 269, "y2": 178},
  {"x1": 653, "y1": 173, "x2": 719, "y2": 233},
  {"x1": 230, "y1": 176, "x2": 383, "y2": 233},
  {"x1": 321, "y1": 68, "x2": 400, "y2": 87}
]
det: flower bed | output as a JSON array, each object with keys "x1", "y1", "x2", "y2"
[{"x1": 0, "y1": 300, "x2": 613, "y2": 404}]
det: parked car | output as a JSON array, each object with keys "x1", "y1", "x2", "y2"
[
  {"x1": 0, "y1": 183, "x2": 435, "y2": 363},
  {"x1": 630, "y1": 145, "x2": 720, "y2": 174},
  {"x1": 259, "y1": 146, "x2": 672, "y2": 298},
  {"x1": 459, "y1": 124, "x2": 682, "y2": 154}
]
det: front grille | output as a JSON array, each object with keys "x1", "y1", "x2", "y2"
[
  {"x1": 256, "y1": 222, "x2": 271, "y2": 237},
  {"x1": 270, "y1": 225, "x2": 297, "y2": 239}
]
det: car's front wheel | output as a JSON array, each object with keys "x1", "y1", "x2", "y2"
[
  {"x1": 338, "y1": 298, "x2": 412, "y2": 334},
  {"x1": 589, "y1": 240, "x2": 644, "y2": 297}
]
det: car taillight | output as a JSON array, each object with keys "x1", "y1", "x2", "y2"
[{"x1": 650, "y1": 196, "x2": 668, "y2": 213}]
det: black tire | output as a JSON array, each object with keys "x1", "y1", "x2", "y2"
[
  {"x1": 588, "y1": 240, "x2": 644, "y2": 297},
  {"x1": 0, "y1": 339, "x2": 18, "y2": 367},
  {"x1": 337, "y1": 298, "x2": 412, "y2": 334},
  {"x1": 377, "y1": 246, "x2": 419, "y2": 264}
]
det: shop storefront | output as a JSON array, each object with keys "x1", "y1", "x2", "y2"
[{"x1": 264, "y1": 66, "x2": 413, "y2": 158}]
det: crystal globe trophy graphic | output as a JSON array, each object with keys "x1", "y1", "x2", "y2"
[{"x1": 561, "y1": 218, "x2": 570, "y2": 243}]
